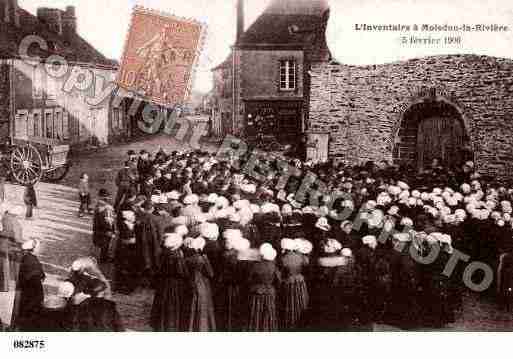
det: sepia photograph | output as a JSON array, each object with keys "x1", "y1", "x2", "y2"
[{"x1": 1, "y1": 0, "x2": 513, "y2": 355}]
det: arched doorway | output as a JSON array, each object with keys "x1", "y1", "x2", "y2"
[{"x1": 394, "y1": 99, "x2": 472, "y2": 172}]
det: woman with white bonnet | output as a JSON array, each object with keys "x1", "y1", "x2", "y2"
[
  {"x1": 200, "y1": 222, "x2": 223, "y2": 283},
  {"x1": 313, "y1": 217, "x2": 332, "y2": 256},
  {"x1": 388, "y1": 232, "x2": 422, "y2": 329},
  {"x1": 68, "y1": 257, "x2": 111, "y2": 300},
  {"x1": 246, "y1": 243, "x2": 281, "y2": 331},
  {"x1": 336, "y1": 220, "x2": 360, "y2": 251},
  {"x1": 333, "y1": 247, "x2": 362, "y2": 330},
  {"x1": 12, "y1": 238, "x2": 45, "y2": 331},
  {"x1": 217, "y1": 229, "x2": 245, "y2": 331},
  {"x1": 184, "y1": 236, "x2": 216, "y2": 332},
  {"x1": 113, "y1": 210, "x2": 139, "y2": 294},
  {"x1": 151, "y1": 232, "x2": 189, "y2": 331},
  {"x1": 279, "y1": 238, "x2": 310, "y2": 330},
  {"x1": 356, "y1": 235, "x2": 393, "y2": 326},
  {"x1": 419, "y1": 233, "x2": 456, "y2": 328},
  {"x1": 307, "y1": 238, "x2": 347, "y2": 330},
  {"x1": 66, "y1": 257, "x2": 121, "y2": 331}
]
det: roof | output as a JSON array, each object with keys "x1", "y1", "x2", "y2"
[
  {"x1": 239, "y1": 13, "x2": 325, "y2": 45},
  {"x1": 264, "y1": 0, "x2": 329, "y2": 15},
  {"x1": 236, "y1": 0, "x2": 331, "y2": 61},
  {"x1": 0, "y1": 7, "x2": 117, "y2": 69}
]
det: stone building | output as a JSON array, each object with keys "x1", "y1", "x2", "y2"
[
  {"x1": 309, "y1": 55, "x2": 513, "y2": 180},
  {"x1": 213, "y1": 0, "x2": 513, "y2": 180},
  {"x1": 0, "y1": 0, "x2": 130, "y2": 149},
  {"x1": 211, "y1": 0, "x2": 331, "y2": 144},
  {"x1": 211, "y1": 56, "x2": 233, "y2": 137}
]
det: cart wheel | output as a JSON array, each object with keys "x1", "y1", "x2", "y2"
[
  {"x1": 10, "y1": 144, "x2": 43, "y2": 185},
  {"x1": 43, "y1": 164, "x2": 70, "y2": 183}
]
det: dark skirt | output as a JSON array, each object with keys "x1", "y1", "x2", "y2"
[
  {"x1": 217, "y1": 284, "x2": 242, "y2": 331},
  {"x1": 15, "y1": 277, "x2": 44, "y2": 331},
  {"x1": 247, "y1": 286, "x2": 277, "y2": 332},
  {"x1": 70, "y1": 298, "x2": 123, "y2": 332},
  {"x1": 187, "y1": 275, "x2": 216, "y2": 332},
  {"x1": 114, "y1": 243, "x2": 139, "y2": 293},
  {"x1": 151, "y1": 278, "x2": 188, "y2": 331},
  {"x1": 38, "y1": 307, "x2": 72, "y2": 331},
  {"x1": 280, "y1": 275, "x2": 308, "y2": 330}
]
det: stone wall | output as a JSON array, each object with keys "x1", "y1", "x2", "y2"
[{"x1": 309, "y1": 54, "x2": 513, "y2": 179}]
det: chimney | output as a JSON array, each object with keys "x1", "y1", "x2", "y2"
[
  {"x1": 236, "y1": 0, "x2": 244, "y2": 43},
  {"x1": 37, "y1": 7, "x2": 63, "y2": 35},
  {"x1": 62, "y1": 6, "x2": 77, "y2": 36},
  {"x1": 2, "y1": 0, "x2": 20, "y2": 27}
]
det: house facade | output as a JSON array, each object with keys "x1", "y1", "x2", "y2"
[
  {"x1": 211, "y1": 57, "x2": 233, "y2": 137},
  {"x1": 211, "y1": 0, "x2": 331, "y2": 145},
  {"x1": 309, "y1": 56, "x2": 513, "y2": 180},
  {"x1": 0, "y1": 0, "x2": 130, "y2": 149}
]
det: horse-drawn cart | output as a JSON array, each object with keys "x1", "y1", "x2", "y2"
[{"x1": 0, "y1": 138, "x2": 71, "y2": 185}]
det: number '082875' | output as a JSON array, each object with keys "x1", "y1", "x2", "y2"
[{"x1": 12, "y1": 340, "x2": 46, "y2": 350}]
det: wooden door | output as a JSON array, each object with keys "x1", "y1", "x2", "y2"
[{"x1": 417, "y1": 116, "x2": 465, "y2": 171}]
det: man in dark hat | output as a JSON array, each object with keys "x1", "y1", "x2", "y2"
[
  {"x1": 154, "y1": 147, "x2": 167, "y2": 166},
  {"x1": 93, "y1": 189, "x2": 116, "y2": 263},
  {"x1": 137, "y1": 150, "x2": 153, "y2": 186},
  {"x1": 114, "y1": 160, "x2": 139, "y2": 210},
  {"x1": 127, "y1": 149, "x2": 136, "y2": 161}
]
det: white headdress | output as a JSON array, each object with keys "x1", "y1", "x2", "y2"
[
  {"x1": 260, "y1": 243, "x2": 277, "y2": 261},
  {"x1": 163, "y1": 233, "x2": 184, "y2": 250}
]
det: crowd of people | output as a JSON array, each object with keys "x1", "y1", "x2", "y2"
[{"x1": 2, "y1": 145, "x2": 513, "y2": 332}]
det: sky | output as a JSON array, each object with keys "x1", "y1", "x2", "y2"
[{"x1": 18, "y1": 0, "x2": 513, "y2": 93}]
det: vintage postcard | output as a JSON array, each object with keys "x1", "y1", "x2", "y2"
[{"x1": 0, "y1": 0, "x2": 513, "y2": 357}]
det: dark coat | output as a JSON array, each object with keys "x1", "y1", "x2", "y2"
[
  {"x1": 93, "y1": 202, "x2": 116, "y2": 248},
  {"x1": 136, "y1": 211, "x2": 162, "y2": 274},
  {"x1": 70, "y1": 298, "x2": 124, "y2": 332},
  {"x1": 151, "y1": 249, "x2": 189, "y2": 331},
  {"x1": 184, "y1": 253, "x2": 216, "y2": 332},
  {"x1": 14, "y1": 253, "x2": 45, "y2": 331}
]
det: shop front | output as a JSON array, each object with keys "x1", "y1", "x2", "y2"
[{"x1": 244, "y1": 100, "x2": 303, "y2": 145}]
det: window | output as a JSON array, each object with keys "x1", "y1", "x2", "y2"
[
  {"x1": 45, "y1": 111, "x2": 53, "y2": 138},
  {"x1": 33, "y1": 113, "x2": 40, "y2": 137},
  {"x1": 280, "y1": 60, "x2": 297, "y2": 91},
  {"x1": 112, "y1": 107, "x2": 121, "y2": 130},
  {"x1": 27, "y1": 113, "x2": 34, "y2": 137},
  {"x1": 14, "y1": 111, "x2": 29, "y2": 139},
  {"x1": 54, "y1": 110, "x2": 62, "y2": 139},
  {"x1": 62, "y1": 112, "x2": 70, "y2": 140},
  {"x1": 33, "y1": 66, "x2": 44, "y2": 99}
]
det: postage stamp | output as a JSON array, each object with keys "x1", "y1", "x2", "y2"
[{"x1": 117, "y1": 6, "x2": 207, "y2": 108}]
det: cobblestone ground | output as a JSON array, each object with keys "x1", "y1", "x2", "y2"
[{"x1": 3, "y1": 134, "x2": 513, "y2": 331}]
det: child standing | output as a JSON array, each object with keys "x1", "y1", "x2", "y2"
[
  {"x1": 23, "y1": 184, "x2": 37, "y2": 220},
  {"x1": 78, "y1": 173, "x2": 92, "y2": 218}
]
